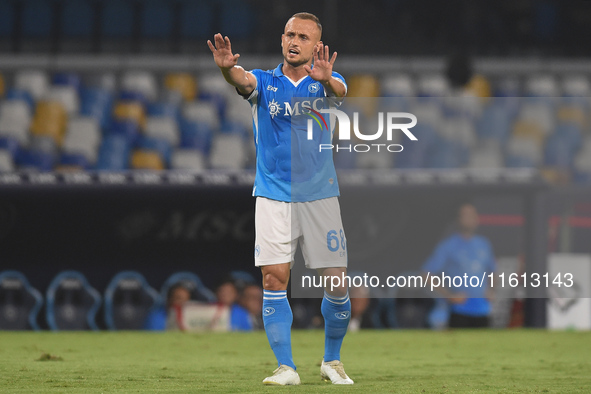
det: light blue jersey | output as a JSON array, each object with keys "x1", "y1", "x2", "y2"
[
  {"x1": 422, "y1": 234, "x2": 496, "y2": 317},
  {"x1": 242, "y1": 63, "x2": 347, "y2": 202}
]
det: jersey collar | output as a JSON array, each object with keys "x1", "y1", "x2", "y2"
[{"x1": 274, "y1": 63, "x2": 311, "y2": 87}]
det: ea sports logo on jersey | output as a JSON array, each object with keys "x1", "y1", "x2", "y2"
[
  {"x1": 308, "y1": 82, "x2": 320, "y2": 93},
  {"x1": 335, "y1": 311, "x2": 350, "y2": 320},
  {"x1": 263, "y1": 307, "x2": 276, "y2": 316}
]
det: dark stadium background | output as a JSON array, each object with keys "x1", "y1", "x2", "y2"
[{"x1": 1, "y1": 0, "x2": 591, "y2": 331}]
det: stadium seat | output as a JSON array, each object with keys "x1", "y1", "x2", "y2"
[
  {"x1": 113, "y1": 102, "x2": 147, "y2": 129},
  {"x1": 557, "y1": 104, "x2": 587, "y2": 128},
  {"x1": 182, "y1": 101, "x2": 220, "y2": 131},
  {"x1": 103, "y1": 271, "x2": 161, "y2": 330},
  {"x1": 15, "y1": 70, "x2": 49, "y2": 100},
  {"x1": 15, "y1": 149, "x2": 55, "y2": 171},
  {"x1": 171, "y1": 149, "x2": 206, "y2": 171},
  {"x1": 52, "y1": 72, "x2": 82, "y2": 90},
  {"x1": 107, "y1": 119, "x2": 142, "y2": 145},
  {"x1": 347, "y1": 75, "x2": 380, "y2": 97},
  {"x1": 29, "y1": 135, "x2": 59, "y2": 156},
  {"x1": 95, "y1": 135, "x2": 131, "y2": 170},
  {"x1": 198, "y1": 72, "x2": 235, "y2": 101},
  {"x1": 121, "y1": 71, "x2": 158, "y2": 103},
  {"x1": 466, "y1": 74, "x2": 492, "y2": 98},
  {"x1": 543, "y1": 123, "x2": 582, "y2": 169},
  {"x1": 144, "y1": 117, "x2": 179, "y2": 146},
  {"x1": 45, "y1": 86, "x2": 80, "y2": 115},
  {"x1": 63, "y1": 116, "x2": 101, "y2": 163},
  {"x1": 131, "y1": 150, "x2": 165, "y2": 170},
  {"x1": 209, "y1": 134, "x2": 247, "y2": 169},
  {"x1": 147, "y1": 101, "x2": 180, "y2": 119},
  {"x1": 476, "y1": 101, "x2": 512, "y2": 143},
  {"x1": 468, "y1": 141, "x2": 504, "y2": 169},
  {"x1": 525, "y1": 74, "x2": 560, "y2": 97},
  {"x1": 6, "y1": 88, "x2": 36, "y2": 111},
  {"x1": 417, "y1": 74, "x2": 450, "y2": 97},
  {"x1": 438, "y1": 117, "x2": 476, "y2": 149},
  {"x1": 85, "y1": 73, "x2": 117, "y2": 92},
  {"x1": 0, "y1": 136, "x2": 20, "y2": 157},
  {"x1": 381, "y1": 74, "x2": 416, "y2": 97},
  {"x1": 58, "y1": 152, "x2": 91, "y2": 171},
  {"x1": 0, "y1": 100, "x2": 32, "y2": 146},
  {"x1": 137, "y1": 136, "x2": 173, "y2": 165},
  {"x1": 0, "y1": 150, "x2": 14, "y2": 171},
  {"x1": 160, "y1": 272, "x2": 216, "y2": 303},
  {"x1": 179, "y1": 119, "x2": 213, "y2": 153},
  {"x1": 164, "y1": 73, "x2": 198, "y2": 102},
  {"x1": 409, "y1": 101, "x2": 444, "y2": 127},
  {"x1": 562, "y1": 75, "x2": 591, "y2": 97},
  {"x1": 517, "y1": 101, "x2": 555, "y2": 135},
  {"x1": 0, "y1": 271, "x2": 43, "y2": 330},
  {"x1": 30, "y1": 101, "x2": 68, "y2": 146},
  {"x1": 506, "y1": 136, "x2": 543, "y2": 167},
  {"x1": 80, "y1": 87, "x2": 114, "y2": 130},
  {"x1": 59, "y1": 0, "x2": 94, "y2": 52},
  {"x1": 394, "y1": 123, "x2": 439, "y2": 169},
  {"x1": 45, "y1": 271, "x2": 101, "y2": 331},
  {"x1": 225, "y1": 95, "x2": 254, "y2": 130}
]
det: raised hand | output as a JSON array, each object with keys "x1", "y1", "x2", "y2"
[
  {"x1": 304, "y1": 43, "x2": 337, "y2": 83},
  {"x1": 207, "y1": 33, "x2": 240, "y2": 70}
]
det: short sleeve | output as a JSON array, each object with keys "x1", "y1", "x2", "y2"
[{"x1": 237, "y1": 68, "x2": 262, "y2": 103}]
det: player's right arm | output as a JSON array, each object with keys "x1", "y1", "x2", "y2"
[{"x1": 207, "y1": 33, "x2": 256, "y2": 96}]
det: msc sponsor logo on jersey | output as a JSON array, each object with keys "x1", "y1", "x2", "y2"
[
  {"x1": 268, "y1": 99, "x2": 282, "y2": 118},
  {"x1": 283, "y1": 98, "x2": 324, "y2": 117},
  {"x1": 263, "y1": 307, "x2": 276, "y2": 316},
  {"x1": 335, "y1": 311, "x2": 350, "y2": 320}
]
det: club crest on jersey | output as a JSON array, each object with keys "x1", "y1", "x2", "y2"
[
  {"x1": 335, "y1": 311, "x2": 350, "y2": 320},
  {"x1": 263, "y1": 307, "x2": 276, "y2": 316},
  {"x1": 308, "y1": 82, "x2": 320, "y2": 93},
  {"x1": 268, "y1": 99, "x2": 282, "y2": 118}
]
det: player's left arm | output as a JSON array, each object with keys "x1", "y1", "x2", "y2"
[{"x1": 304, "y1": 43, "x2": 347, "y2": 98}]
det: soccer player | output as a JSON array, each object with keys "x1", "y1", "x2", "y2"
[{"x1": 208, "y1": 12, "x2": 353, "y2": 385}]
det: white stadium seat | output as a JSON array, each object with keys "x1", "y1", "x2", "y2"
[
  {"x1": 15, "y1": 69, "x2": 49, "y2": 100},
  {"x1": 145, "y1": 117, "x2": 180, "y2": 146},
  {"x1": 121, "y1": 71, "x2": 158, "y2": 101},
  {"x1": 381, "y1": 74, "x2": 416, "y2": 97},
  {"x1": 171, "y1": 149, "x2": 207, "y2": 171},
  {"x1": 0, "y1": 150, "x2": 14, "y2": 171},
  {"x1": 45, "y1": 86, "x2": 80, "y2": 115},
  {"x1": 183, "y1": 101, "x2": 220, "y2": 130},
  {"x1": 209, "y1": 134, "x2": 246, "y2": 169},
  {"x1": 63, "y1": 116, "x2": 102, "y2": 162}
]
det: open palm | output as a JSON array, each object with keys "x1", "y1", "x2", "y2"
[
  {"x1": 305, "y1": 44, "x2": 337, "y2": 83},
  {"x1": 207, "y1": 33, "x2": 240, "y2": 69}
]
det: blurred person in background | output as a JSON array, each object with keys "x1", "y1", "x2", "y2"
[
  {"x1": 348, "y1": 285, "x2": 371, "y2": 332},
  {"x1": 215, "y1": 279, "x2": 254, "y2": 331},
  {"x1": 422, "y1": 203, "x2": 496, "y2": 328},
  {"x1": 239, "y1": 283, "x2": 263, "y2": 330},
  {"x1": 144, "y1": 283, "x2": 191, "y2": 330}
]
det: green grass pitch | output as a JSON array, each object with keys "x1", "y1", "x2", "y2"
[{"x1": 1, "y1": 330, "x2": 590, "y2": 393}]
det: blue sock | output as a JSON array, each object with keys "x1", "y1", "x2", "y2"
[
  {"x1": 262, "y1": 290, "x2": 295, "y2": 370},
  {"x1": 322, "y1": 291, "x2": 351, "y2": 362}
]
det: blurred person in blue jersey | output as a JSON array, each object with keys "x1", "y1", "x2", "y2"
[
  {"x1": 422, "y1": 203, "x2": 496, "y2": 328},
  {"x1": 208, "y1": 12, "x2": 353, "y2": 385},
  {"x1": 144, "y1": 283, "x2": 191, "y2": 330},
  {"x1": 215, "y1": 279, "x2": 254, "y2": 331}
]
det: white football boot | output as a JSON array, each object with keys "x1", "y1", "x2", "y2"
[
  {"x1": 320, "y1": 359, "x2": 354, "y2": 385},
  {"x1": 262, "y1": 365, "x2": 301, "y2": 385}
]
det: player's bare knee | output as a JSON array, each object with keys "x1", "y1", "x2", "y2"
[{"x1": 262, "y1": 272, "x2": 288, "y2": 291}]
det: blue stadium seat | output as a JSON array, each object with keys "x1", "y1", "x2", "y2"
[
  {"x1": 137, "y1": 136, "x2": 173, "y2": 166},
  {"x1": 0, "y1": 1, "x2": 15, "y2": 39},
  {"x1": 160, "y1": 272, "x2": 216, "y2": 303},
  {"x1": 180, "y1": 119, "x2": 212, "y2": 153},
  {"x1": 0, "y1": 136, "x2": 21, "y2": 156},
  {"x1": 427, "y1": 140, "x2": 466, "y2": 169},
  {"x1": 0, "y1": 271, "x2": 43, "y2": 330},
  {"x1": 395, "y1": 123, "x2": 438, "y2": 169},
  {"x1": 6, "y1": 88, "x2": 35, "y2": 111},
  {"x1": 45, "y1": 271, "x2": 101, "y2": 331},
  {"x1": 543, "y1": 124, "x2": 582, "y2": 169},
  {"x1": 21, "y1": 0, "x2": 54, "y2": 38},
  {"x1": 101, "y1": 0, "x2": 134, "y2": 39},
  {"x1": 60, "y1": 0, "x2": 94, "y2": 38},
  {"x1": 118, "y1": 90, "x2": 147, "y2": 105},
  {"x1": 104, "y1": 271, "x2": 161, "y2": 330},
  {"x1": 147, "y1": 101, "x2": 180, "y2": 120},
  {"x1": 15, "y1": 149, "x2": 55, "y2": 171},
  {"x1": 505, "y1": 155, "x2": 537, "y2": 168},
  {"x1": 107, "y1": 119, "x2": 141, "y2": 144},
  {"x1": 80, "y1": 87, "x2": 114, "y2": 130},
  {"x1": 140, "y1": 0, "x2": 174, "y2": 39},
  {"x1": 52, "y1": 72, "x2": 82, "y2": 90},
  {"x1": 476, "y1": 103, "x2": 512, "y2": 143},
  {"x1": 60, "y1": 152, "x2": 91, "y2": 169},
  {"x1": 180, "y1": 0, "x2": 214, "y2": 40},
  {"x1": 95, "y1": 134, "x2": 131, "y2": 170}
]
